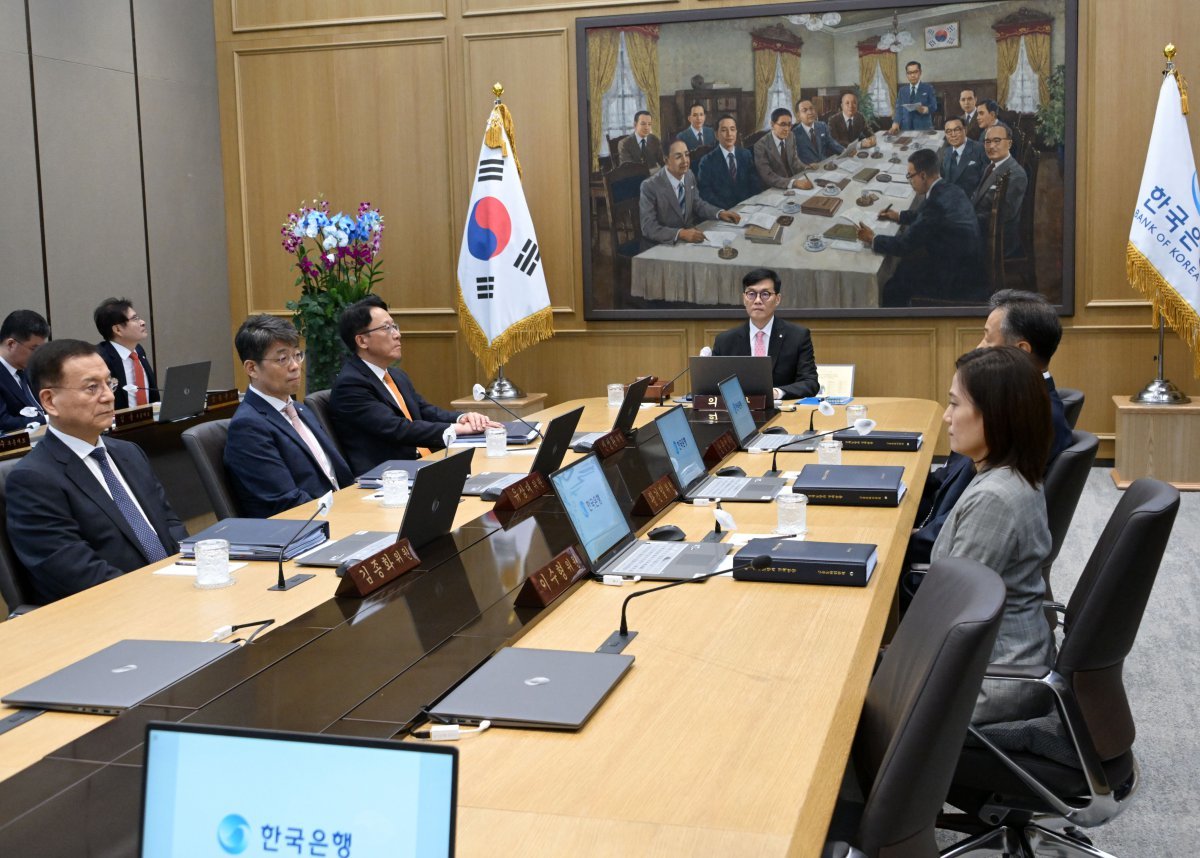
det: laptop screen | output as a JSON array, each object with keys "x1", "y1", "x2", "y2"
[
  {"x1": 654, "y1": 406, "x2": 707, "y2": 491},
  {"x1": 549, "y1": 454, "x2": 631, "y2": 565},
  {"x1": 141, "y1": 722, "x2": 456, "y2": 858},
  {"x1": 717, "y1": 374, "x2": 756, "y2": 446}
]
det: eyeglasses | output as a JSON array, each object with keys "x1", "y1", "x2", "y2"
[
  {"x1": 773, "y1": 121, "x2": 793, "y2": 128},
  {"x1": 260, "y1": 351, "x2": 306, "y2": 367},
  {"x1": 122, "y1": 314, "x2": 143, "y2": 324},
  {"x1": 905, "y1": 172, "x2": 918, "y2": 180},
  {"x1": 360, "y1": 322, "x2": 400, "y2": 336},
  {"x1": 743, "y1": 289, "x2": 778, "y2": 302},
  {"x1": 51, "y1": 378, "x2": 119, "y2": 398}
]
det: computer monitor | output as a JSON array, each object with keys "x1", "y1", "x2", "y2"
[
  {"x1": 140, "y1": 722, "x2": 457, "y2": 858},
  {"x1": 716, "y1": 374, "x2": 756, "y2": 447},
  {"x1": 653, "y1": 406, "x2": 707, "y2": 492},
  {"x1": 549, "y1": 454, "x2": 632, "y2": 566}
]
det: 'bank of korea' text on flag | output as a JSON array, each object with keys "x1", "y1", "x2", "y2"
[
  {"x1": 456, "y1": 109, "x2": 553, "y2": 377},
  {"x1": 1128, "y1": 73, "x2": 1200, "y2": 375}
]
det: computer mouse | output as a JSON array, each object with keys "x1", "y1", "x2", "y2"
[
  {"x1": 716, "y1": 465, "x2": 746, "y2": 478},
  {"x1": 647, "y1": 524, "x2": 686, "y2": 542},
  {"x1": 762, "y1": 426, "x2": 787, "y2": 435},
  {"x1": 481, "y1": 486, "x2": 505, "y2": 502}
]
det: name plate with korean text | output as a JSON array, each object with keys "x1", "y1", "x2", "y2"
[
  {"x1": 593, "y1": 429, "x2": 627, "y2": 459},
  {"x1": 514, "y1": 546, "x2": 588, "y2": 608},
  {"x1": 633, "y1": 378, "x2": 673, "y2": 402},
  {"x1": 0, "y1": 432, "x2": 31, "y2": 459},
  {"x1": 113, "y1": 406, "x2": 153, "y2": 429},
  {"x1": 702, "y1": 430, "x2": 738, "y2": 467},
  {"x1": 492, "y1": 471, "x2": 549, "y2": 512},
  {"x1": 632, "y1": 474, "x2": 678, "y2": 516},
  {"x1": 336, "y1": 538, "x2": 421, "y2": 598},
  {"x1": 693, "y1": 394, "x2": 769, "y2": 413},
  {"x1": 205, "y1": 388, "x2": 240, "y2": 409}
]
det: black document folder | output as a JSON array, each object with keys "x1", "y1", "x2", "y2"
[
  {"x1": 179, "y1": 518, "x2": 330, "y2": 560},
  {"x1": 792, "y1": 464, "x2": 907, "y2": 507}
]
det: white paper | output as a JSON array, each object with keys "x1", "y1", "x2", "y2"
[
  {"x1": 884, "y1": 184, "x2": 913, "y2": 199},
  {"x1": 154, "y1": 561, "x2": 249, "y2": 578}
]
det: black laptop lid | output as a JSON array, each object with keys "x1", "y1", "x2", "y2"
[
  {"x1": 690, "y1": 355, "x2": 775, "y2": 397},
  {"x1": 612, "y1": 375, "x2": 653, "y2": 434},
  {"x1": 529, "y1": 406, "x2": 584, "y2": 480},
  {"x1": 399, "y1": 448, "x2": 474, "y2": 549},
  {"x1": 157, "y1": 361, "x2": 211, "y2": 422}
]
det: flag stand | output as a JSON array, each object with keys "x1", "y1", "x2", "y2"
[
  {"x1": 486, "y1": 365, "x2": 525, "y2": 399},
  {"x1": 1132, "y1": 317, "x2": 1191, "y2": 404}
]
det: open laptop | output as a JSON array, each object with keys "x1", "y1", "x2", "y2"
[
  {"x1": 549, "y1": 453, "x2": 728, "y2": 580},
  {"x1": 689, "y1": 355, "x2": 775, "y2": 397},
  {"x1": 571, "y1": 375, "x2": 653, "y2": 451},
  {"x1": 140, "y1": 721, "x2": 457, "y2": 857},
  {"x1": 718, "y1": 374, "x2": 816, "y2": 452},
  {"x1": 653, "y1": 406, "x2": 787, "y2": 502},
  {"x1": 463, "y1": 406, "x2": 583, "y2": 496},
  {"x1": 2, "y1": 639, "x2": 236, "y2": 715},
  {"x1": 154, "y1": 361, "x2": 211, "y2": 422},
  {"x1": 428, "y1": 647, "x2": 633, "y2": 731}
]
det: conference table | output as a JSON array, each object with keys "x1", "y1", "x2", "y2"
[{"x1": 0, "y1": 396, "x2": 940, "y2": 856}]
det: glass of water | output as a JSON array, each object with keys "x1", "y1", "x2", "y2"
[
  {"x1": 776, "y1": 493, "x2": 808, "y2": 535},
  {"x1": 607, "y1": 383, "x2": 625, "y2": 407},
  {"x1": 846, "y1": 404, "x2": 868, "y2": 422},
  {"x1": 381, "y1": 469, "x2": 409, "y2": 508},
  {"x1": 194, "y1": 539, "x2": 233, "y2": 589},
  {"x1": 817, "y1": 438, "x2": 842, "y2": 466},
  {"x1": 485, "y1": 426, "x2": 508, "y2": 458}
]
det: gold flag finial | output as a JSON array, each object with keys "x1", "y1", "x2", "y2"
[
  {"x1": 1164, "y1": 43, "x2": 1176, "y2": 61},
  {"x1": 492, "y1": 82, "x2": 504, "y2": 101}
]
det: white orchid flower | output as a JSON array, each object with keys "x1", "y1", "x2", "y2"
[{"x1": 322, "y1": 234, "x2": 338, "y2": 251}]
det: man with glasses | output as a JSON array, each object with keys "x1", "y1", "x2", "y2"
[
  {"x1": 973, "y1": 124, "x2": 1028, "y2": 257},
  {"x1": 711, "y1": 268, "x2": 819, "y2": 400},
  {"x1": 0, "y1": 309, "x2": 50, "y2": 432},
  {"x1": 330, "y1": 296, "x2": 498, "y2": 474},
  {"x1": 888, "y1": 61, "x2": 937, "y2": 133},
  {"x1": 939, "y1": 117, "x2": 984, "y2": 196},
  {"x1": 6, "y1": 339, "x2": 186, "y2": 602},
  {"x1": 225, "y1": 314, "x2": 353, "y2": 518},
  {"x1": 94, "y1": 297, "x2": 158, "y2": 411},
  {"x1": 752, "y1": 108, "x2": 813, "y2": 190}
]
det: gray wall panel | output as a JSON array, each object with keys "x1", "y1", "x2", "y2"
[
  {"x1": 0, "y1": 0, "x2": 27, "y2": 54},
  {"x1": 27, "y1": 0, "x2": 133, "y2": 71},
  {"x1": 132, "y1": 0, "x2": 218, "y2": 84},
  {"x1": 0, "y1": 48, "x2": 47, "y2": 316}
]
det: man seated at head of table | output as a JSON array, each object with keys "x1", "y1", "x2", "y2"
[
  {"x1": 697, "y1": 114, "x2": 760, "y2": 211},
  {"x1": 330, "y1": 296, "x2": 499, "y2": 475},
  {"x1": 0, "y1": 309, "x2": 50, "y2": 433},
  {"x1": 752, "y1": 108, "x2": 814, "y2": 191},
  {"x1": 94, "y1": 296, "x2": 158, "y2": 411},
  {"x1": 855, "y1": 147, "x2": 983, "y2": 307},
  {"x1": 639, "y1": 139, "x2": 741, "y2": 249},
  {"x1": 792, "y1": 99, "x2": 844, "y2": 167},
  {"x1": 224, "y1": 314, "x2": 353, "y2": 518},
  {"x1": 6, "y1": 339, "x2": 187, "y2": 603},
  {"x1": 827, "y1": 91, "x2": 877, "y2": 148},
  {"x1": 711, "y1": 268, "x2": 820, "y2": 401}
]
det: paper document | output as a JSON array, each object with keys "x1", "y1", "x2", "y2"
[
  {"x1": 884, "y1": 184, "x2": 913, "y2": 199},
  {"x1": 739, "y1": 212, "x2": 778, "y2": 230}
]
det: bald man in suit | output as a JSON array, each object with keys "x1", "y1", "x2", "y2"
[{"x1": 640, "y1": 139, "x2": 740, "y2": 249}]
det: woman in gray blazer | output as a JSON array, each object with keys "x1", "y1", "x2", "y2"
[{"x1": 931, "y1": 345, "x2": 1055, "y2": 724}]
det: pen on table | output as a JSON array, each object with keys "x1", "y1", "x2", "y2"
[{"x1": 175, "y1": 560, "x2": 196, "y2": 566}]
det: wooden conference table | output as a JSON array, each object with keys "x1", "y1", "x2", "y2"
[{"x1": 0, "y1": 396, "x2": 940, "y2": 857}]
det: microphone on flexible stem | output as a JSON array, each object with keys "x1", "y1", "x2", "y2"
[
  {"x1": 442, "y1": 425, "x2": 457, "y2": 458},
  {"x1": 597, "y1": 555, "x2": 772, "y2": 654},
  {"x1": 472, "y1": 383, "x2": 543, "y2": 442},
  {"x1": 269, "y1": 491, "x2": 333, "y2": 591},
  {"x1": 765, "y1": 418, "x2": 877, "y2": 477},
  {"x1": 655, "y1": 346, "x2": 712, "y2": 407}
]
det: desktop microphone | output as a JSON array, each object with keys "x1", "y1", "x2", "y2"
[
  {"x1": 270, "y1": 491, "x2": 333, "y2": 591},
  {"x1": 472, "y1": 384, "x2": 543, "y2": 441},
  {"x1": 442, "y1": 425, "x2": 457, "y2": 457},
  {"x1": 765, "y1": 418, "x2": 876, "y2": 477},
  {"x1": 655, "y1": 346, "x2": 712, "y2": 407},
  {"x1": 807, "y1": 398, "x2": 835, "y2": 432}
]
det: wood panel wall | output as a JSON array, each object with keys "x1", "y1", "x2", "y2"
[{"x1": 213, "y1": 0, "x2": 1200, "y2": 458}]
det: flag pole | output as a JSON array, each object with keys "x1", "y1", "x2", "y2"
[{"x1": 484, "y1": 82, "x2": 525, "y2": 400}]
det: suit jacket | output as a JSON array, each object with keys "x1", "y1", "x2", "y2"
[
  {"x1": 329, "y1": 357, "x2": 462, "y2": 474},
  {"x1": 97, "y1": 340, "x2": 159, "y2": 411},
  {"x1": 752, "y1": 133, "x2": 807, "y2": 190},
  {"x1": 676, "y1": 125, "x2": 715, "y2": 149},
  {"x1": 224, "y1": 390, "x2": 353, "y2": 518},
  {"x1": 639, "y1": 168, "x2": 722, "y2": 249},
  {"x1": 6, "y1": 432, "x2": 186, "y2": 603},
  {"x1": 711, "y1": 317, "x2": 820, "y2": 399},
  {"x1": 827, "y1": 112, "x2": 872, "y2": 147},
  {"x1": 939, "y1": 138, "x2": 986, "y2": 197},
  {"x1": 972, "y1": 157, "x2": 1028, "y2": 257},
  {"x1": 697, "y1": 146, "x2": 759, "y2": 211},
  {"x1": 617, "y1": 133, "x2": 664, "y2": 169},
  {"x1": 895, "y1": 81, "x2": 937, "y2": 130},
  {"x1": 0, "y1": 364, "x2": 45, "y2": 432},
  {"x1": 792, "y1": 121, "x2": 844, "y2": 165},
  {"x1": 960, "y1": 111, "x2": 983, "y2": 140}
]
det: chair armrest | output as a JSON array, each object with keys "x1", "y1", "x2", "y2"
[
  {"x1": 983, "y1": 663, "x2": 1051, "y2": 681},
  {"x1": 1044, "y1": 600, "x2": 1066, "y2": 615}
]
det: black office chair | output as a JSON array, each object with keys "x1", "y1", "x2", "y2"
[
  {"x1": 0, "y1": 458, "x2": 39, "y2": 617},
  {"x1": 939, "y1": 477, "x2": 1181, "y2": 858},
  {"x1": 1041, "y1": 430, "x2": 1099, "y2": 629},
  {"x1": 304, "y1": 389, "x2": 345, "y2": 460},
  {"x1": 181, "y1": 419, "x2": 241, "y2": 520},
  {"x1": 823, "y1": 558, "x2": 1005, "y2": 858},
  {"x1": 1058, "y1": 387, "x2": 1085, "y2": 430}
]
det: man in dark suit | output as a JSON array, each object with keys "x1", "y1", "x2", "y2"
[
  {"x1": 856, "y1": 148, "x2": 983, "y2": 306},
  {"x1": 330, "y1": 296, "x2": 499, "y2": 474},
  {"x1": 752, "y1": 108, "x2": 812, "y2": 190},
  {"x1": 0, "y1": 310, "x2": 49, "y2": 432},
  {"x1": 6, "y1": 339, "x2": 186, "y2": 603},
  {"x1": 617, "y1": 110, "x2": 664, "y2": 169},
  {"x1": 888, "y1": 61, "x2": 937, "y2": 132},
  {"x1": 939, "y1": 117, "x2": 985, "y2": 196},
  {"x1": 711, "y1": 268, "x2": 820, "y2": 400},
  {"x1": 958, "y1": 89, "x2": 983, "y2": 140},
  {"x1": 640, "y1": 139, "x2": 740, "y2": 249},
  {"x1": 827, "y1": 91, "x2": 876, "y2": 147},
  {"x1": 974, "y1": 123, "x2": 1028, "y2": 257},
  {"x1": 676, "y1": 102, "x2": 715, "y2": 150},
  {"x1": 697, "y1": 114, "x2": 760, "y2": 211},
  {"x1": 792, "y1": 99, "x2": 844, "y2": 166},
  {"x1": 224, "y1": 315, "x2": 353, "y2": 518},
  {"x1": 94, "y1": 297, "x2": 158, "y2": 411}
]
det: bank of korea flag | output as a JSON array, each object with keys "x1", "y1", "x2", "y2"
[
  {"x1": 1128, "y1": 74, "x2": 1200, "y2": 375},
  {"x1": 456, "y1": 119, "x2": 553, "y2": 377}
]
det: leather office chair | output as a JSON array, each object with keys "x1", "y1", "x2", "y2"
[
  {"x1": 1058, "y1": 387, "x2": 1085, "y2": 430},
  {"x1": 0, "y1": 457, "x2": 39, "y2": 617},
  {"x1": 303, "y1": 389, "x2": 345, "y2": 460},
  {"x1": 939, "y1": 477, "x2": 1181, "y2": 858},
  {"x1": 1041, "y1": 430, "x2": 1099, "y2": 629},
  {"x1": 602, "y1": 162, "x2": 650, "y2": 278},
  {"x1": 823, "y1": 558, "x2": 1005, "y2": 858},
  {"x1": 688, "y1": 144, "x2": 713, "y2": 176},
  {"x1": 985, "y1": 172, "x2": 1010, "y2": 295},
  {"x1": 181, "y1": 419, "x2": 241, "y2": 520},
  {"x1": 743, "y1": 129, "x2": 769, "y2": 150}
]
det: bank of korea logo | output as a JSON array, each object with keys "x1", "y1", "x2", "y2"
[
  {"x1": 217, "y1": 813, "x2": 251, "y2": 854},
  {"x1": 467, "y1": 197, "x2": 512, "y2": 261}
]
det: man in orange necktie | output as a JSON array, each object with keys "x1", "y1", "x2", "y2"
[
  {"x1": 94, "y1": 297, "x2": 158, "y2": 411},
  {"x1": 330, "y1": 296, "x2": 499, "y2": 475}
]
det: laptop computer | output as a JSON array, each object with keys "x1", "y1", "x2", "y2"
[
  {"x1": 154, "y1": 361, "x2": 211, "y2": 422},
  {"x1": 549, "y1": 453, "x2": 728, "y2": 580},
  {"x1": 653, "y1": 406, "x2": 787, "y2": 502},
  {"x1": 428, "y1": 647, "x2": 633, "y2": 730},
  {"x1": 571, "y1": 375, "x2": 654, "y2": 451},
  {"x1": 689, "y1": 355, "x2": 775, "y2": 397},
  {"x1": 140, "y1": 721, "x2": 457, "y2": 857},
  {"x1": 718, "y1": 374, "x2": 816, "y2": 452},
  {"x1": 2, "y1": 639, "x2": 237, "y2": 715},
  {"x1": 463, "y1": 406, "x2": 584, "y2": 496}
]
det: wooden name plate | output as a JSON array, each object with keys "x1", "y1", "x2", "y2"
[
  {"x1": 493, "y1": 471, "x2": 549, "y2": 512},
  {"x1": 0, "y1": 432, "x2": 31, "y2": 459},
  {"x1": 206, "y1": 388, "x2": 240, "y2": 409},
  {"x1": 693, "y1": 394, "x2": 769, "y2": 413},
  {"x1": 514, "y1": 546, "x2": 588, "y2": 608},
  {"x1": 632, "y1": 474, "x2": 678, "y2": 516},
  {"x1": 336, "y1": 538, "x2": 421, "y2": 598},
  {"x1": 593, "y1": 429, "x2": 627, "y2": 459},
  {"x1": 702, "y1": 430, "x2": 738, "y2": 468},
  {"x1": 113, "y1": 406, "x2": 153, "y2": 429}
]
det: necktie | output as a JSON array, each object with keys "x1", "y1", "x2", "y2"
[
  {"x1": 727, "y1": 151, "x2": 737, "y2": 180},
  {"x1": 88, "y1": 448, "x2": 168, "y2": 563},
  {"x1": 950, "y1": 150, "x2": 959, "y2": 173},
  {"x1": 809, "y1": 127, "x2": 819, "y2": 155},
  {"x1": 130, "y1": 352, "x2": 148, "y2": 407},
  {"x1": 779, "y1": 140, "x2": 786, "y2": 161},
  {"x1": 677, "y1": 181, "x2": 686, "y2": 213},
  {"x1": 15, "y1": 368, "x2": 37, "y2": 409},
  {"x1": 283, "y1": 400, "x2": 338, "y2": 487},
  {"x1": 910, "y1": 85, "x2": 916, "y2": 98},
  {"x1": 640, "y1": 137, "x2": 646, "y2": 159},
  {"x1": 753, "y1": 330, "x2": 766, "y2": 357},
  {"x1": 978, "y1": 162, "x2": 995, "y2": 192},
  {"x1": 382, "y1": 371, "x2": 432, "y2": 457}
]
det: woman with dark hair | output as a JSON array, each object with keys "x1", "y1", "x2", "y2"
[{"x1": 932, "y1": 345, "x2": 1054, "y2": 723}]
